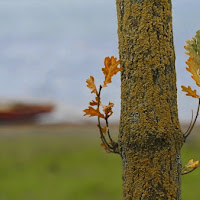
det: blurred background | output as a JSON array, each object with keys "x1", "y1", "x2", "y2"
[{"x1": 0, "y1": 0, "x2": 200, "y2": 199}]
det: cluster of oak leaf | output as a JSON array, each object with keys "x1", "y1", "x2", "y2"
[
  {"x1": 181, "y1": 30, "x2": 200, "y2": 99},
  {"x1": 181, "y1": 30, "x2": 200, "y2": 174},
  {"x1": 83, "y1": 56, "x2": 121, "y2": 152},
  {"x1": 83, "y1": 56, "x2": 121, "y2": 119}
]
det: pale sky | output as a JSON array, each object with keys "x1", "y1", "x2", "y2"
[{"x1": 0, "y1": 0, "x2": 200, "y2": 123}]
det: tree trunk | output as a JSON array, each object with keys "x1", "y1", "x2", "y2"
[{"x1": 116, "y1": 0, "x2": 184, "y2": 199}]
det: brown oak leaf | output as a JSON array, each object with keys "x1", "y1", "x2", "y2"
[
  {"x1": 83, "y1": 106, "x2": 104, "y2": 118},
  {"x1": 86, "y1": 76, "x2": 98, "y2": 94},
  {"x1": 89, "y1": 100, "x2": 98, "y2": 106},
  {"x1": 102, "y1": 101, "x2": 114, "y2": 118},
  {"x1": 185, "y1": 57, "x2": 200, "y2": 87},
  {"x1": 102, "y1": 56, "x2": 121, "y2": 87},
  {"x1": 181, "y1": 86, "x2": 199, "y2": 98}
]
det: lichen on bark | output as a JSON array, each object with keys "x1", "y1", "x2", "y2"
[{"x1": 116, "y1": 0, "x2": 184, "y2": 199}]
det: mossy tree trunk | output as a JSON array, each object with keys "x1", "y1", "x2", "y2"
[{"x1": 116, "y1": 0, "x2": 184, "y2": 199}]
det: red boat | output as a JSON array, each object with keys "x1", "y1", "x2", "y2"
[{"x1": 0, "y1": 103, "x2": 54, "y2": 121}]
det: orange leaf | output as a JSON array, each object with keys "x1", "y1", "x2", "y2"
[
  {"x1": 89, "y1": 100, "x2": 98, "y2": 106},
  {"x1": 185, "y1": 57, "x2": 200, "y2": 87},
  {"x1": 102, "y1": 56, "x2": 121, "y2": 87},
  {"x1": 83, "y1": 106, "x2": 104, "y2": 118},
  {"x1": 181, "y1": 86, "x2": 199, "y2": 98},
  {"x1": 186, "y1": 159, "x2": 200, "y2": 168},
  {"x1": 86, "y1": 76, "x2": 98, "y2": 94},
  {"x1": 89, "y1": 96, "x2": 101, "y2": 106},
  {"x1": 102, "y1": 101, "x2": 114, "y2": 118}
]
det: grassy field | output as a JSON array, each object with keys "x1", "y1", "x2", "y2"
[{"x1": 0, "y1": 124, "x2": 199, "y2": 200}]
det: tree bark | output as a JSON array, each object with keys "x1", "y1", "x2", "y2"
[{"x1": 116, "y1": 0, "x2": 184, "y2": 199}]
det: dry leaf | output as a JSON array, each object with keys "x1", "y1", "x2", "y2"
[
  {"x1": 89, "y1": 100, "x2": 98, "y2": 106},
  {"x1": 181, "y1": 86, "x2": 199, "y2": 98},
  {"x1": 185, "y1": 57, "x2": 200, "y2": 87},
  {"x1": 186, "y1": 159, "x2": 200, "y2": 168},
  {"x1": 102, "y1": 56, "x2": 121, "y2": 87},
  {"x1": 102, "y1": 101, "x2": 114, "y2": 118},
  {"x1": 83, "y1": 106, "x2": 104, "y2": 118},
  {"x1": 86, "y1": 76, "x2": 98, "y2": 94},
  {"x1": 184, "y1": 31, "x2": 200, "y2": 87}
]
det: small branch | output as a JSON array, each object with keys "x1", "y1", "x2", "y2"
[
  {"x1": 184, "y1": 98, "x2": 200, "y2": 141},
  {"x1": 184, "y1": 110, "x2": 193, "y2": 137},
  {"x1": 181, "y1": 167, "x2": 198, "y2": 175},
  {"x1": 84, "y1": 56, "x2": 121, "y2": 155},
  {"x1": 105, "y1": 117, "x2": 113, "y2": 143},
  {"x1": 105, "y1": 117, "x2": 119, "y2": 154},
  {"x1": 97, "y1": 86, "x2": 113, "y2": 151},
  {"x1": 96, "y1": 85, "x2": 119, "y2": 154}
]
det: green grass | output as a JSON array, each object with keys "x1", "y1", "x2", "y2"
[
  {"x1": 0, "y1": 125, "x2": 199, "y2": 200},
  {"x1": 0, "y1": 126, "x2": 122, "y2": 200}
]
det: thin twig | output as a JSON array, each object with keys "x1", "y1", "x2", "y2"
[
  {"x1": 184, "y1": 110, "x2": 193, "y2": 137},
  {"x1": 96, "y1": 85, "x2": 119, "y2": 154},
  {"x1": 105, "y1": 117, "x2": 113, "y2": 143},
  {"x1": 184, "y1": 98, "x2": 200, "y2": 141},
  {"x1": 97, "y1": 124, "x2": 113, "y2": 153},
  {"x1": 105, "y1": 117, "x2": 119, "y2": 153},
  {"x1": 181, "y1": 167, "x2": 198, "y2": 175},
  {"x1": 97, "y1": 86, "x2": 113, "y2": 151}
]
